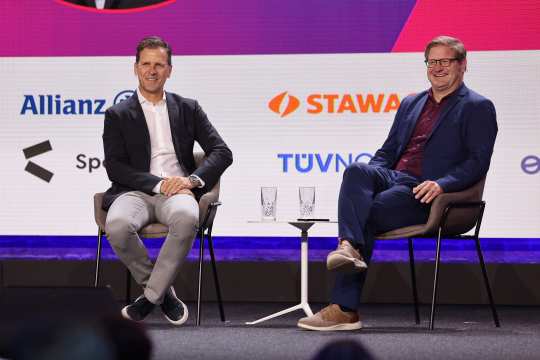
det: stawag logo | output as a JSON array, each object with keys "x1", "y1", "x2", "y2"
[
  {"x1": 20, "y1": 90, "x2": 134, "y2": 116},
  {"x1": 268, "y1": 91, "x2": 300, "y2": 117},
  {"x1": 268, "y1": 91, "x2": 403, "y2": 117}
]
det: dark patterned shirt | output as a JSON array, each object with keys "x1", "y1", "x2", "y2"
[{"x1": 394, "y1": 89, "x2": 452, "y2": 178}]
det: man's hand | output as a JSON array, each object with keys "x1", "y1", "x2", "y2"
[
  {"x1": 173, "y1": 188, "x2": 195, "y2": 198},
  {"x1": 160, "y1": 176, "x2": 193, "y2": 197},
  {"x1": 413, "y1": 181, "x2": 443, "y2": 204}
]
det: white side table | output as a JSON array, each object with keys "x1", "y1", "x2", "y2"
[{"x1": 245, "y1": 219, "x2": 336, "y2": 325}]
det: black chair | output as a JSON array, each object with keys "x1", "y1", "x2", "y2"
[
  {"x1": 93, "y1": 152, "x2": 225, "y2": 326},
  {"x1": 375, "y1": 177, "x2": 500, "y2": 330}
]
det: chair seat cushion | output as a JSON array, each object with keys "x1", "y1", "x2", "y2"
[
  {"x1": 376, "y1": 224, "x2": 428, "y2": 240},
  {"x1": 140, "y1": 223, "x2": 169, "y2": 238}
]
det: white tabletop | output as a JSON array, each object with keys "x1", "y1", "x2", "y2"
[{"x1": 247, "y1": 219, "x2": 337, "y2": 224}]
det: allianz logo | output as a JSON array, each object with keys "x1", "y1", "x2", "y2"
[
  {"x1": 20, "y1": 90, "x2": 134, "y2": 115},
  {"x1": 277, "y1": 152, "x2": 373, "y2": 173}
]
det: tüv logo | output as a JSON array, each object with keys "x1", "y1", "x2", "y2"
[
  {"x1": 278, "y1": 152, "x2": 373, "y2": 173},
  {"x1": 20, "y1": 90, "x2": 134, "y2": 115}
]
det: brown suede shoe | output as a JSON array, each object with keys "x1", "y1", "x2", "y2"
[
  {"x1": 297, "y1": 304, "x2": 362, "y2": 331},
  {"x1": 326, "y1": 240, "x2": 368, "y2": 272}
]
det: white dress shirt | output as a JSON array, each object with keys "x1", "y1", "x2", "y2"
[{"x1": 137, "y1": 89, "x2": 204, "y2": 194}]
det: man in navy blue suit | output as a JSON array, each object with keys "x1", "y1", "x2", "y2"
[{"x1": 298, "y1": 36, "x2": 498, "y2": 331}]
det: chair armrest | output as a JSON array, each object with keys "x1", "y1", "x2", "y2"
[
  {"x1": 198, "y1": 181, "x2": 221, "y2": 229},
  {"x1": 193, "y1": 151, "x2": 224, "y2": 229},
  {"x1": 93, "y1": 193, "x2": 107, "y2": 231}
]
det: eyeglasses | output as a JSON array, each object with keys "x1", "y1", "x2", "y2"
[{"x1": 424, "y1": 58, "x2": 459, "y2": 68}]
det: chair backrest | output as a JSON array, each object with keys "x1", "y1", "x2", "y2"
[
  {"x1": 426, "y1": 177, "x2": 486, "y2": 236},
  {"x1": 93, "y1": 152, "x2": 221, "y2": 232}
]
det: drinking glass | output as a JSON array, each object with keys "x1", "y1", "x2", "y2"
[
  {"x1": 261, "y1": 187, "x2": 277, "y2": 221},
  {"x1": 299, "y1": 186, "x2": 315, "y2": 219}
]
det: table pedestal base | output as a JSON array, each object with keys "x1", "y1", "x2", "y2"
[
  {"x1": 245, "y1": 302, "x2": 313, "y2": 325},
  {"x1": 246, "y1": 221, "x2": 318, "y2": 325}
]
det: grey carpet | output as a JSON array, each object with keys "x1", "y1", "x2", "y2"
[{"x1": 142, "y1": 302, "x2": 540, "y2": 360}]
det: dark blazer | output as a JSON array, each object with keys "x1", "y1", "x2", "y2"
[
  {"x1": 104, "y1": 0, "x2": 167, "y2": 9},
  {"x1": 63, "y1": 0, "x2": 166, "y2": 9},
  {"x1": 102, "y1": 92, "x2": 233, "y2": 210},
  {"x1": 369, "y1": 83, "x2": 497, "y2": 192}
]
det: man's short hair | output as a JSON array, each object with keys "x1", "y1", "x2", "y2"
[
  {"x1": 136, "y1": 36, "x2": 172, "y2": 66},
  {"x1": 424, "y1": 36, "x2": 467, "y2": 62}
]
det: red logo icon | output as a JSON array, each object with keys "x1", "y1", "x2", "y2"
[{"x1": 268, "y1": 91, "x2": 300, "y2": 117}]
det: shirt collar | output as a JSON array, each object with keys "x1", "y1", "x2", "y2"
[
  {"x1": 137, "y1": 88, "x2": 167, "y2": 106},
  {"x1": 428, "y1": 82, "x2": 463, "y2": 104}
]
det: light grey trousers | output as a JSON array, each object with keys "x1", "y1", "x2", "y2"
[{"x1": 105, "y1": 191, "x2": 199, "y2": 304}]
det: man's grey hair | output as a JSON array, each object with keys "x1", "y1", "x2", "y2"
[{"x1": 424, "y1": 35, "x2": 467, "y2": 62}]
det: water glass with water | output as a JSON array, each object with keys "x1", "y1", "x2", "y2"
[
  {"x1": 299, "y1": 186, "x2": 315, "y2": 219},
  {"x1": 261, "y1": 187, "x2": 277, "y2": 221}
]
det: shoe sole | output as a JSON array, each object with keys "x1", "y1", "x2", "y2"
[
  {"x1": 121, "y1": 306, "x2": 132, "y2": 320},
  {"x1": 327, "y1": 254, "x2": 368, "y2": 272},
  {"x1": 163, "y1": 287, "x2": 189, "y2": 326},
  {"x1": 297, "y1": 321, "x2": 362, "y2": 331},
  {"x1": 121, "y1": 295, "x2": 147, "y2": 322}
]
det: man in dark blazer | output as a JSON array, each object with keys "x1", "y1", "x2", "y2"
[
  {"x1": 298, "y1": 36, "x2": 498, "y2": 331},
  {"x1": 102, "y1": 36, "x2": 232, "y2": 325}
]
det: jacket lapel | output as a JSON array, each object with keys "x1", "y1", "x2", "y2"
[
  {"x1": 400, "y1": 92, "x2": 428, "y2": 153},
  {"x1": 426, "y1": 84, "x2": 468, "y2": 142},
  {"x1": 128, "y1": 92, "x2": 152, "y2": 167},
  {"x1": 103, "y1": 0, "x2": 114, "y2": 8},
  {"x1": 165, "y1": 92, "x2": 186, "y2": 164}
]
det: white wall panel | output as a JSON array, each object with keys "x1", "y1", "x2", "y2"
[{"x1": 0, "y1": 51, "x2": 538, "y2": 237}]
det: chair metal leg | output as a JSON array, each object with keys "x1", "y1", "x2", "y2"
[
  {"x1": 125, "y1": 269, "x2": 131, "y2": 304},
  {"x1": 207, "y1": 226, "x2": 226, "y2": 322},
  {"x1": 196, "y1": 229, "x2": 205, "y2": 326},
  {"x1": 474, "y1": 237, "x2": 500, "y2": 327},
  {"x1": 94, "y1": 228, "x2": 103, "y2": 287},
  {"x1": 408, "y1": 238, "x2": 420, "y2": 325},
  {"x1": 0, "y1": 260, "x2": 4, "y2": 288},
  {"x1": 429, "y1": 228, "x2": 443, "y2": 330}
]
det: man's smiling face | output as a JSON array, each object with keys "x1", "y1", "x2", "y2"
[
  {"x1": 134, "y1": 47, "x2": 171, "y2": 99},
  {"x1": 426, "y1": 45, "x2": 466, "y2": 96}
]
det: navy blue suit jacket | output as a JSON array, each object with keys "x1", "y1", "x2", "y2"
[
  {"x1": 369, "y1": 84, "x2": 497, "y2": 192},
  {"x1": 102, "y1": 92, "x2": 233, "y2": 210}
]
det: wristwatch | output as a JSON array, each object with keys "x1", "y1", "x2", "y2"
[{"x1": 188, "y1": 174, "x2": 202, "y2": 188}]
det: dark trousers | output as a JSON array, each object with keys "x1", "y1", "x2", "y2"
[{"x1": 331, "y1": 162, "x2": 430, "y2": 309}]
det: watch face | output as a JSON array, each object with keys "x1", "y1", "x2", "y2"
[{"x1": 189, "y1": 175, "x2": 201, "y2": 186}]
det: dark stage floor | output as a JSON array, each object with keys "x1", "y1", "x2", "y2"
[{"x1": 143, "y1": 302, "x2": 540, "y2": 360}]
